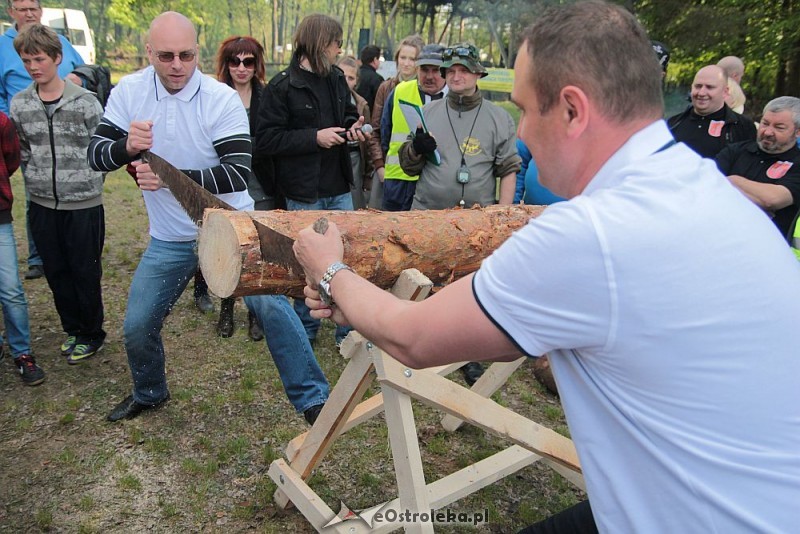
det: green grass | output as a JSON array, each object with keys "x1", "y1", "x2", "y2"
[{"x1": 0, "y1": 165, "x2": 581, "y2": 532}]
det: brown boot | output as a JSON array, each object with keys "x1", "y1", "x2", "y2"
[
  {"x1": 248, "y1": 310, "x2": 264, "y2": 341},
  {"x1": 217, "y1": 297, "x2": 235, "y2": 338}
]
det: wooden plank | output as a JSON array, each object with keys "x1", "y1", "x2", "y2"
[
  {"x1": 441, "y1": 358, "x2": 526, "y2": 431},
  {"x1": 382, "y1": 380, "x2": 434, "y2": 533},
  {"x1": 285, "y1": 360, "x2": 467, "y2": 459},
  {"x1": 269, "y1": 459, "x2": 337, "y2": 532},
  {"x1": 389, "y1": 268, "x2": 433, "y2": 301},
  {"x1": 347, "y1": 445, "x2": 544, "y2": 533},
  {"x1": 373, "y1": 353, "x2": 582, "y2": 474},
  {"x1": 275, "y1": 344, "x2": 376, "y2": 509}
]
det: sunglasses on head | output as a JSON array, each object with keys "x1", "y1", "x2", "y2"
[
  {"x1": 228, "y1": 56, "x2": 256, "y2": 68},
  {"x1": 442, "y1": 46, "x2": 477, "y2": 61},
  {"x1": 155, "y1": 51, "x2": 196, "y2": 63}
]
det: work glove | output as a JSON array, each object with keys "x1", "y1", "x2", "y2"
[{"x1": 412, "y1": 126, "x2": 437, "y2": 155}]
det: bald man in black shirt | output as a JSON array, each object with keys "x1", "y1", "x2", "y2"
[{"x1": 668, "y1": 65, "x2": 755, "y2": 159}]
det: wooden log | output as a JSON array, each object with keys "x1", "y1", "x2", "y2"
[{"x1": 198, "y1": 205, "x2": 545, "y2": 298}]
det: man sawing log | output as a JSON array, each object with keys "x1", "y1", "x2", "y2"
[{"x1": 198, "y1": 205, "x2": 544, "y2": 298}]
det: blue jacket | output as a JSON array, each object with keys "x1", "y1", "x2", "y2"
[
  {"x1": 0, "y1": 27, "x2": 84, "y2": 113},
  {"x1": 514, "y1": 139, "x2": 563, "y2": 205}
]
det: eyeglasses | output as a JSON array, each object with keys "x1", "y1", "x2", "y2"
[
  {"x1": 334, "y1": 39, "x2": 343, "y2": 48},
  {"x1": 12, "y1": 6, "x2": 41, "y2": 13},
  {"x1": 227, "y1": 56, "x2": 256, "y2": 68},
  {"x1": 155, "y1": 51, "x2": 196, "y2": 63},
  {"x1": 442, "y1": 46, "x2": 478, "y2": 62}
]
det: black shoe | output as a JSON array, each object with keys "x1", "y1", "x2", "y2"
[
  {"x1": 247, "y1": 311, "x2": 264, "y2": 342},
  {"x1": 303, "y1": 403, "x2": 324, "y2": 425},
  {"x1": 15, "y1": 354, "x2": 45, "y2": 386},
  {"x1": 461, "y1": 362, "x2": 485, "y2": 386},
  {"x1": 24, "y1": 265, "x2": 44, "y2": 280},
  {"x1": 195, "y1": 293, "x2": 214, "y2": 314},
  {"x1": 217, "y1": 297, "x2": 235, "y2": 338},
  {"x1": 107, "y1": 393, "x2": 170, "y2": 422}
]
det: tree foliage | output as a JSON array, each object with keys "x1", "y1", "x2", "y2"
[
  {"x1": 632, "y1": 0, "x2": 800, "y2": 117},
  {"x1": 19, "y1": 0, "x2": 800, "y2": 108}
]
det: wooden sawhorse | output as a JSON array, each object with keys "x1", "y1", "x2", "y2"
[{"x1": 268, "y1": 269, "x2": 583, "y2": 533}]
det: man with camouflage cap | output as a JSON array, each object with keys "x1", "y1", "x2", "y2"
[
  {"x1": 398, "y1": 43, "x2": 520, "y2": 385},
  {"x1": 399, "y1": 43, "x2": 519, "y2": 210},
  {"x1": 379, "y1": 43, "x2": 448, "y2": 211}
]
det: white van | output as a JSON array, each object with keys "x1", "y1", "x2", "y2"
[{"x1": 39, "y1": 8, "x2": 95, "y2": 64}]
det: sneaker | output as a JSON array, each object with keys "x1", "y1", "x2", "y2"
[
  {"x1": 67, "y1": 339, "x2": 104, "y2": 365},
  {"x1": 15, "y1": 354, "x2": 45, "y2": 386},
  {"x1": 60, "y1": 335, "x2": 77, "y2": 356}
]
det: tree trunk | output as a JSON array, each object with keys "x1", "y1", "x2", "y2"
[{"x1": 198, "y1": 205, "x2": 545, "y2": 298}]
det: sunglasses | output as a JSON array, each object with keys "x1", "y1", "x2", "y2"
[
  {"x1": 228, "y1": 57, "x2": 256, "y2": 68},
  {"x1": 12, "y1": 6, "x2": 41, "y2": 13},
  {"x1": 442, "y1": 46, "x2": 478, "y2": 62},
  {"x1": 155, "y1": 51, "x2": 196, "y2": 63}
]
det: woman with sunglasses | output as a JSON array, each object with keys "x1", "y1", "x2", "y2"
[{"x1": 203, "y1": 35, "x2": 276, "y2": 341}]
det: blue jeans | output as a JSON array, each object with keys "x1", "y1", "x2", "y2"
[
  {"x1": 0, "y1": 223, "x2": 31, "y2": 357},
  {"x1": 244, "y1": 295, "x2": 328, "y2": 411},
  {"x1": 286, "y1": 194, "x2": 353, "y2": 344},
  {"x1": 123, "y1": 238, "x2": 328, "y2": 412}
]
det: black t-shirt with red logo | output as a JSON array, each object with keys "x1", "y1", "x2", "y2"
[
  {"x1": 716, "y1": 140, "x2": 800, "y2": 237},
  {"x1": 667, "y1": 104, "x2": 757, "y2": 159}
]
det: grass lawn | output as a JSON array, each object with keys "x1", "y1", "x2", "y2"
[{"x1": 0, "y1": 167, "x2": 582, "y2": 532}]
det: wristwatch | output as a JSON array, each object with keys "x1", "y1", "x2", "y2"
[{"x1": 318, "y1": 262, "x2": 352, "y2": 306}]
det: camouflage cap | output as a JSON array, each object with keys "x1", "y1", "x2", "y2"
[
  {"x1": 416, "y1": 44, "x2": 445, "y2": 67},
  {"x1": 440, "y1": 43, "x2": 488, "y2": 78}
]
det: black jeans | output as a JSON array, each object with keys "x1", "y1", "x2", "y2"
[
  {"x1": 518, "y1": 500, "x2": 598, "y2": 534},
  {"x1": 29, "y1": 202, "x2": 106, "y2": 342}
]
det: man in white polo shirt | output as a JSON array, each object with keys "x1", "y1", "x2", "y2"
[
  {"x1": 292, "y1": 2, "x2": 800, "y2": 532},
  {"x1": 88, "y1": 11, "x2": 329, "y2": 424}
]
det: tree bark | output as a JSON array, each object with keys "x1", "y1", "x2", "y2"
[{"x1": 198, "y1": 205, "x2": 545, "y2": 298}]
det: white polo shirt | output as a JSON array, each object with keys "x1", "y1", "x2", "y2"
[
  {"x1": 103, "y1": 66, "x2": 254, "y2": 241},
  {"x1": 474, "y1": 120, "x2": 800, "y2": 532}
]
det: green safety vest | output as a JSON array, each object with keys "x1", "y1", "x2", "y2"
[
  {"x1": 385, "y1": 80, "x2": 422, "y2": 182},
  {"x1": 790, "y1": 211, "x2": 800, "y2": 261}
]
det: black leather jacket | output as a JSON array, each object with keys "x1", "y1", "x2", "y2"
[{"x1": 255, "y1": 58, "x2": 358, "y2": 202}]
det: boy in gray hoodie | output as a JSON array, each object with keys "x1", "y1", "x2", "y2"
[{"x1": 10, "y1": 24, "x2": 106, "y2": 363}]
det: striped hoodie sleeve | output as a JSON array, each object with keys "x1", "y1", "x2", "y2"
[{"x1": 89, "y1": 121, "x2": 251, "y2": 194}]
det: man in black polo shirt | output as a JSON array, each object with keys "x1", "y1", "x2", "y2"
[
  {"x1": 716, "y1": 96, "x2": 800, "y2": 239},
  {"x1": 668, "y1": 65, "x2": 755, "y2": 159}
]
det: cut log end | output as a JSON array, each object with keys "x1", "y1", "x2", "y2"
[{"x1": 198, "y1": 210, "x2": 245, "y2": 298}]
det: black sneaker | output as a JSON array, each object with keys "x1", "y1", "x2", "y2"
[
  {"x1": 67, "y1": 339, "x2": 104, "y2": 365},
  {"x1": 15, "y1": 354, "x2": 45, "y2": 386}
]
